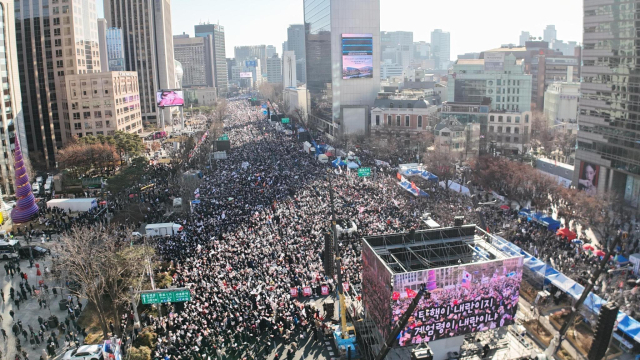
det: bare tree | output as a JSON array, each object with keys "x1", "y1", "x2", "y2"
[
  {"x1": 530, "y1": 111, "x2": 553, "y2": 154},
  {"x1": 53, "y1": 227, "x2": 154, "y2": 339},
  {"x1": 214, "y1": 99, "x2": 228, "y2": 123}
]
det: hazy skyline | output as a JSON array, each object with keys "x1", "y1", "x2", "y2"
[{"x1": 97, "y1": 0, "x2": 582, "y2": 60}]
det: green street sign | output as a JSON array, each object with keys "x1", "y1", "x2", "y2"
[
  {"x1": 358, "y1": 167, "x2": 371, "y2": 177},
  {"x1": 218, "y1": 134, "x2": 229, "y2": 141},
  {"x1": 140, "y1": 289, "x2": 192, "y2": 304},
  {"x1": 281, "y1": 118, "x2": 290, "y2": 124}
]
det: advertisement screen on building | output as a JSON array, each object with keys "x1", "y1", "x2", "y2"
[
  {"x1": 362, "y1": 241, "x2": 393, "y2": 339},
  {"x1": 245, "y1": 60, "x2": 257, "y2": 68},
  {"x1": 239, "y1": 72, "x2": 253, "y2": 78},
  {"x1": 484, "y1": 52, "x2": 505, "y2": 71},
  {"x1": 342, "y1": 34, "x2": 373, "y2": 79},
  {"x1": 578, "y1": 162, "x2": 599, "y2": 196},
  {"x1": 390, "y1": 258, "x2": 523, "y2": 346},
  {"x1": 156, "y1": 90, "x2": 185, "y2": 107}
]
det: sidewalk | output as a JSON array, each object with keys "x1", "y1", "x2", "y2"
[{"x1": 0, "y1": 239, "x2": 86, "y2": 360}]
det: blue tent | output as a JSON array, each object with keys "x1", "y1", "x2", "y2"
[
  {"x1": 518, "y1": 208, "x2": 531, "y2": 217},
  {"x1": 615, "y1": 254, "x2": 630, "y2": 264},
  {"x1": 420, "y1": 171, "x2": 438, "y2": 182},
  {"x1": 566, "y1": 282, "x2": 586, "y2": 300},
  {"x1": 540, "y1": 216, "x2": 561, "y2": 231},
  {"x1": 332, "y1": 157, "x2": 347, "y2": 168},
  {"x1": 347, "y1": 162, "x2": 359, "y2": 169},
  {"x1": 401, "y1": 168, "x2": 422, "y2": 177},
  {"x1": 617, "y1": 314, "x2": 640, "y2": 343},
  {"x1": 418, "y1": 190, "x2": 429, "y2": 197}
]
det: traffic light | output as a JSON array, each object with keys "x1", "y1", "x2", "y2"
[
  {"x1": 323, "y1": 231, "x2": 334, "y2": 277},
  {"x1": 588, "y1": 302, "x2": 619, "y2": 360}
]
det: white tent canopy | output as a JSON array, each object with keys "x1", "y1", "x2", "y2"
[{"x1": 439, "y1": 180, "x2": 471, "y2": 196}]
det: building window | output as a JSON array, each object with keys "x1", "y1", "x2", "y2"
[
  {"x1": 506, "y1": 127, "x2": 511, "y2": 134},
  {"x1": 72, "y1": 113, "x2": 80, "y2": 120},
  {"x1": 418, "y1": 116, "x2": 423, "y2": 128},
  {"x1": 106, "y1": 121, "x2": 111, "y2": 128},
  {"x1": 514, "y1": 127, "x2": 520, "y2": 134},
  {"x1": 405, "y1": 116, "x2": 410, "y2": 127},
  {"x1": 73, "y1": 123, "x2": 81, "y2": 130},
  {"x1": 498, "y1": 116, "x2": 503, "y2": 122},
  {"x1": 387, "y1": 115, "x2": 391, "y2": 125},
  {"x1": 515, "y1": 116, "x2": 520, "y2": 123},
  {"x1": 505, "y1": 136, "x2": 511, "y2": 142},
  {"x1": 489, "y1": 126, "x2": 494, "y2": 132},
  {"x1": 84, "y1": 122, "x2": 92, "y2": 129},
  {"x1": 389, "y1": 102, "x2": 394, "y2": 109},
  {"x1": 514, "y1": 137, "x2": 519, "y2": 143},
  {"x1": 497, "y1": 126, "x2": 503, "y2": 133},
  {"x1": 375, "y1": 115, "x2": 380, "y2": 126},
  {"x1": 95, "y1": 121, "x2": 103, "y2": 128},
  {"x1": 507, "y1": 116, "x2": 511, "y2": 123},
  {"x1": 94, "y1": 111, "x2": 102, "y2": 118},
  {"x1": 525, "y1": 114, "x2": 529, "y2": 123},
  {"x1": 83, "y1": 111, "x2": 91, "y2": 119}
]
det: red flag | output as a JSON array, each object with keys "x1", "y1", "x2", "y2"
[
  {"x1": 392, "y1": 292, "x2": 400, "y2": 301},
  {"x1": 486, "y1": 226, "x2": 491, "y2": 233},
  {"x1": 406, "y1": 288, "x2": 417, "y2": 298},
  {"x1": 411, "y1": 182, "x2": 418, "y2": 191},
  {"x1": 397, "y1": 172, "x2": 402, "y2": 180}
]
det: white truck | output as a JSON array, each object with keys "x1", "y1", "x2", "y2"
[
  {"x1": 47, "y1": 198, "x2": 98, "y2": 212},
  {"x1": 145, "y1": 223, "x2": 183, "y2": 237}
]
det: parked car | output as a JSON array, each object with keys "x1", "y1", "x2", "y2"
[
  {"x1": 62, "y1": 345, "x2": 104, "y2": 360},
  {"x1": 18, "y1": 245, "x2": 50, "y2": 259}
]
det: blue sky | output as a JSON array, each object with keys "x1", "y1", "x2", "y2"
[{"x1": 97, "y1": 0, "x2": 583, "y2": 59}]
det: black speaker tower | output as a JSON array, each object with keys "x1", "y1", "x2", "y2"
[
  {"x1": 323, "y1": 232, "x2": 334, "y2": 277},
  {"x1": 588, "y1": 302, "x2": 619, "y2": 360}
]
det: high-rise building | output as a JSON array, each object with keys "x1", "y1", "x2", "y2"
[
  {"x1": 266, "y1": 55, "x2": 282, "y2": 84},
  {"x1": 380, "y1": 31, "x2": 413, "y2": 70},
  {"x1": 234, "y1": 45, "x2": 267, "y2": 73},
  {"x1": 173, "y1": 34, "x2": 216, "y2": 88},
  {"x1": 574, "y1": 0, "x2": 640, "y2": 207},
  {"x1": 413, "y1": 41, "x2": 430, "y2": 61},
  {"x1": 16, "y1": 0, "x2": 101, "y2": 167},
  {"x1": 287, "y1": 25, "x2": 306, "y2": 83},
  {"x1": 0, "y1": 0, "x2": 26, "y2": 194},
  {"x1": 226, "y1": 58, "x2": 234, "y2": 81},
  {"x1": 543, "y1": 25, "x2": 557, "y2": 43},
  {"x1": 430, "y1": 29, "x2": 451, "y2": 70},
  {"x1": 195, "y1": 23, "x2": 228, "y2": 97},
  {"x1": 98, "y1": 19, "x2": 109, "y2": 72},
  {"x1": 66, "y1": 71, "x2": 142, "y2": 136},
  {"x1": 104, "y1": 0, "x2": 176, "y2": 125},
  {"x1": 448, "y1": 54, "x2": 532, "y2": 112},
  {"x1": 283, "y1": 51, "x2": 297, "y2": 89},
  {"x1": 304, "y1": 0, "x2": 380, "y2": 138},
  {"x1": 519, "y1": 31, "x2": 531, "y2": 46},
  {"x1": 105, "y1": 27, "x2": 125, "y2": 72},
  {"x1": 266, "y1": 45, "x2": 277, "y2": 58}
]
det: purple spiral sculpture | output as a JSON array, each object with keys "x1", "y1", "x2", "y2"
[{"x1": 10, "y1": 137, "x2": 39, "y2": 224}]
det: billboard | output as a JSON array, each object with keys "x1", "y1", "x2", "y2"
[
  {"x1": 156, "y1": 90, "x2": 184, "y2": 107},
  {"x1": 578, "y1": 162, "x2": 599, "y2": 196},
  {"x1": 342, "y1": 34, "x2": 373, "y2": 79},
  {"x1": 362, "y1": 241, "x2": 393, "y2": 339},
  {"x1": 484, "y1": 52, "x2": 505, "y2": 71},
  {"x1": 245, "y1": 60, "x2": 257, "y2": 67},
  {"x1": 390, "y1": 258, "x2": 523, "y2": 346},
  {"x1": 239, "y1": 72, "x2": 253, "y2": 78}
]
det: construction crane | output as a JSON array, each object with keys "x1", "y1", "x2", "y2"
[{"x1": 374, "y1": 284, "x2": 430, "y2": 360}]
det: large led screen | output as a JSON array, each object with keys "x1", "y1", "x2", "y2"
[
  {"x1": 342, "y1": 34, "x2": 373, "y2": 79},
  {"x1": 157, "y1": 90, "x2": 185, "y2": 107},
  {"x1": 391, "y1": 257, "x2": 523, "y2": 346},
  {"x1": 362, "y1": 241, "x2": 393, "y2": 339}
]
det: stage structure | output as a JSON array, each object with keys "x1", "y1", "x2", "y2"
[{"x1": 359, "y1": 225, "x2": 524, "y2": 360}]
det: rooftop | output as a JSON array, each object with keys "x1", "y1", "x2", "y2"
[
  {"x1": 363, "y1": 225, "x2": 518, "y2": 274},
  {"x1": 485, "y1": 46, "x2": 527, "y2": 52}
]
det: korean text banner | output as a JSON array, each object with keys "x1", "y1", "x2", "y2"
[
  {"x1": 391, "y1": 257, "x2": 523, "y2": 346},
  {"x1": 342, "y1": 34, "x2": 373, "y2": 80}
]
